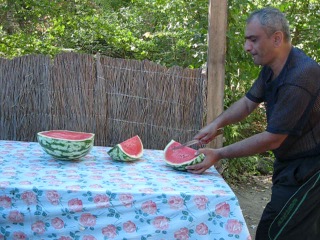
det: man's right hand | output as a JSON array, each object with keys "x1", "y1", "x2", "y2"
[{"x1": 194, "y1": 123, "x2": 222, "y2": 144}]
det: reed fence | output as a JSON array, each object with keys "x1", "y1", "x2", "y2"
[{"x1": 0, "y1": 53, "x2": 207, "y2": 149}]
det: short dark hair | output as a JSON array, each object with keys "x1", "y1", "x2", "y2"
[{"x1": 247, "y1": 7, "x2": 291, "y2": 41}]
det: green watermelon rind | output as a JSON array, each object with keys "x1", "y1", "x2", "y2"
[
  {"x1": 166, "y1": 153, "x2": 205, "y2": 171},
  {"x1": 37, "y1": 131, "x2": 94, "y2": 160},
  {"x1": 107, "y1": 144, "x2": 143, "y2": 162}
]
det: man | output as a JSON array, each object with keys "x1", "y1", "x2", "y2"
[{"x1": 186, "y1": 7, "x2": 320, "y2": 240}]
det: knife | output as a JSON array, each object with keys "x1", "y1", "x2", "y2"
[{"x1": 172, "y1": 128, "x2": 224, "y2": 150}]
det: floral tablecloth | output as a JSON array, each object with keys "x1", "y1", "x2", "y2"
[{"x1": 0, "y1": 140, "x2": 251, "y2": 240}]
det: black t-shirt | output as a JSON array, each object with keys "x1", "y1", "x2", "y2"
[{"x1": 246, "y1": 47, "x2": 320, "y2": 162}]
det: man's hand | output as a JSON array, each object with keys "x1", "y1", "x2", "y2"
[
  {"x1": 186, "y1": 148, "x2": 221, "y2": 174},
  {"x1": 193, "y1": 97, "x2": 259, "y2": 145},
  {"x1": 194, "y1": 124, "x2": 221, "y2": 145}
]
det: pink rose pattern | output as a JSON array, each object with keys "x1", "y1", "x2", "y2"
[
  {"x1": 13, "y1": 232, "x2": 27, "y2": 240},
  {"x1": 68, "y1": 198, "x2": 83, "y2": 212},
  {"x1": 215, "y1": 201, "x2": 231, "y2": 217},
  {"x1": 31, "y1": 220, "x2": 46, "y2": 234},
  {"x1": 0, "y1": 195, "x2": 11, "y2": 208},
  {"x1": 46, "y1": 190, "x2": 60, "y2": 205},
  {"x1": 21, "y1": 191, "x2": 37, "y2": 205},
  {"x1": 58, "y1": 237, "x2": 72, "y2": 240},
  {"x1": 80, "y1": 213, "x2": 97, "y2": 227},
  {"x1": 174, "y1": 227, "x2": 190, "y2": 240},
  {"x1": 168, "y1": 196, "x2": 184, "y2": 209},
  {"x1": 93, "y1": 194, "x2": 110, "y2": 209},
  {"x1": 152, "y1": 216, "x2": 170, "y2": 230},
  {"x1": 102, "y1": 225, "x2": 117, "y2": 238},
  {"x1": 119, "y1": 193, "x2": 134, "y2": 208},
  {"x1": 123, "y1": 220, "x2": 136, "y2": 233},
  {"x1": 83, "y1": 235, "x2": 97, "y2": 240},
  {"x1": 141, "y1": 200, "x2": 157, "y2": 214},
  {"x1": 196, "y1": 223, "x2": 209, "y2": 235},
  {"x1": 8, "y1": 210, "x2": 24, "y2": 223},
  {"x1": 51, "y1": 217, "x2": 64, "y2": 229},
  {"x1": 0, "y1": 141, "x2": 250, "y2": 239},
  {"x1": 194, "y1": 195, "x2": 209, "y2": 210},
  {"x1": 225, "y1": 219, "x2": 243, "y2": 235}
]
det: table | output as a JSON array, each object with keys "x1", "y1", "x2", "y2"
[{"x1": 0, "y1": 140, "x2": 251, "y2": 240}]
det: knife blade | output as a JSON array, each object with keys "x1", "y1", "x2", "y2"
[
  {"x1": 172, "y1": 128, "x2": 224, "y2": 150},
  {"x1": 172, "y1": 139, "x2": 200, "y2": 150}
]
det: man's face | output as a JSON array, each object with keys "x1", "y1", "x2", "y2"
[{"x1": 244, "y1": 17, "x2": 275, "y2": 66}]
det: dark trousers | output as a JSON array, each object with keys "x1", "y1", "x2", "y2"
[{"x1": 255, "y1": 169, "x2": 320, "y2": 240}]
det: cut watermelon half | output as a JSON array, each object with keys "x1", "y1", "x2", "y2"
[
  {"x1": 107, "y1": 135, "x2": 144, "y2": 161},
  {"x1": 164, "y1": 140, "x2": 204, "y2": 171},
  {"x1": 37, "y1": 130, "x2": 95, "y2": 160}
]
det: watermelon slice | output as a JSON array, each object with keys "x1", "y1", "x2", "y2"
[
  {"x1": 164, "y1": 140, "x2": 205, "y2": 171},
  {"x1": 107, "y1": 135, "x2": 143, "y2": 161},
  {"x1": 37, "y1": 130, "x2": 95, "y2": 160}
]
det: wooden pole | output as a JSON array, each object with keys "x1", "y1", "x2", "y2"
[{"x1": 207, "y1": 0, "x2": 228, "y2": 169}]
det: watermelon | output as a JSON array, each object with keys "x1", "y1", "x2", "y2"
[
  {"x1": 164, "y1": 140, "x2": 205, "y2": 171},
  {"x1": 37, "y1": 130, "x2": 95, "y2": 160},
  {"x1": 107, "y1": 135, "x2": 143, "y2": 161}
]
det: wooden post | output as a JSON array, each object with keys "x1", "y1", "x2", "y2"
[{"x1": 207, "y1": 0, "x2": 228, "y2": 169}]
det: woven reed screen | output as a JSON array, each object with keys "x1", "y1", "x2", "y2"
[{"x1": 0, "y1": 53, "x2": 207, "y2": 149}]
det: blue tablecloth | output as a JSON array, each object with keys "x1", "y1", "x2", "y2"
[{"x1": 0, "y1": 140, "x2": 251, "y2": 240}]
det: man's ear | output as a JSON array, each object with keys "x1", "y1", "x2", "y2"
[{"x1": 273, "y1": 31, "x2": 283, "y2": 48}]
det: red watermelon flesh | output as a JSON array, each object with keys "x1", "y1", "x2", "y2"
[
  {"x1": 164, "y1": 141, "x2": 198, "y2": 163},
  {"x1": 40, "y1": 130, "x2": 93, "y2": 140},
  {"x1": 119, "y1": 135, "x2": 143, "y2": 156},
  {"x1": 164, "y1": 140, "x2": 205, "y2": 171}
]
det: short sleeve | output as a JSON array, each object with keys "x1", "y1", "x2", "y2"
[
  {"x1": 246, "y1": 67, "x2": 272, "y2": 103},
  {"x1": 266, "y1": 83, "x2": 312, "y2": 135}
]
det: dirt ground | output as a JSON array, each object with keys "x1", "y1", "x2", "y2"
[{"x1": 230, "y1": 175, "x2": 273, "y2": 239}]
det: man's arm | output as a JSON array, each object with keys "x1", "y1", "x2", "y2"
[
  {"x1": 189, "y1": 96, "x2": 288, "y2": 174},
  {"x1": 194, "y1": 96, "x2": 260, "y2": 144},
  {"x1": 187, "y1": 131, "x2": 288, "y2": 174}
]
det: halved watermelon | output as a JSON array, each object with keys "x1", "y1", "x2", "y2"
[
  {"x1": 107, "y1": 135, "x2": 143, "y2": 161},
  {"x1": 37, "y1": 130, "x2": 95, "y2": 160},
  {"x1": 164, "y1": 140, "x2": 205, "y2": 171}
]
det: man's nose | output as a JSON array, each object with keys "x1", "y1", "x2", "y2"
[{"x1": 244, "y1": 40, "x2": 252, "y2": 52}]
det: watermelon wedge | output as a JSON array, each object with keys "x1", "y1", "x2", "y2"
[
  {"x1": 37, "y1": 130, "x2": 95, "y2": 160},
  {"x1": 107, "y1": 135, "x2": 143, "y2": 161},
  {"x1": 164, "y1": 140, "x2": 205, "y2": 171}
]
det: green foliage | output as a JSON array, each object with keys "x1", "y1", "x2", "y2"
[
  {"x1": 222, "y1": 156, "x2": 261, "y2": 182},
  {"x1": 0, "y1": 0, "x2": 100, "y2": 57},
  {"x1": 222, "y1": 155, "x2": 274, "y2": 183},
  {"x1": 0, "y1": 0, "x2": 210, "y2": 67},
  {"x1": 109, "y1": 0, "x2": 209, "y2": 68},
  {"x1": 1, "y1": 0, "x2": 318, "y2": 65}
]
